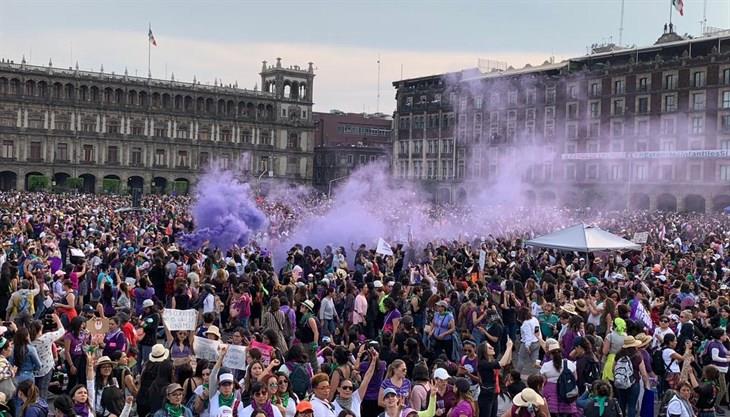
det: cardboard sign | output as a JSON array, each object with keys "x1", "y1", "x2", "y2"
[
  {"x1": 193, "y1": 336, "x2": 219, "y2": 362},
  {"x1": 223, "y1": 345, "x2": 247, "y2": 370},
  {"x1": 632, "y1": 232, "x2": 649, "y2": 244},
  {"x1": 87, "y1": 317, "x2": 109, "y2": 335},
  {"x1": 376, "y1": 238, "x2": 393, "y2": 256},
  {"x1": 249, "y1": 340, "x2": 273, "y2": 365},
  {"x1": 163, "y1": 309, "x2": 198, "y2": 331}
]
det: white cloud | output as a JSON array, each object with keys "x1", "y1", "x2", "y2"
[{"x1": 1, "y1": 29, "x2": 561, "y2": 113}]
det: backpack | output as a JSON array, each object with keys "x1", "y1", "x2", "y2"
[
  {"x1": 580, "y1": 357, "x2": 601, "y2": 388},
  {"x1": 557, "y1": 360, "x2": 579, "y2": 403},
  {"x1": 175, "y1": 264, "x2": 187, "y2": 280},
  {"x1": 700, "y1": 340, "x2": 720, "y2": 367},
  {"x1": 289, "y1": 363, "x2": 311, "y2": 399},
  {"x1": 652, "y1": 348, "x2": 673, "y2": 377},
  {"x1": 613, "y1": 355, "x2": 636, "y2": 390}
]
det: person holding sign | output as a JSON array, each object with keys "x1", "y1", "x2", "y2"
[{"x1": 164, "y1": 319, "x2": 194, "y2": 369}]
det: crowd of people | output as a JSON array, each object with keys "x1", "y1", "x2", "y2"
[{"x1": 0, "y1": 190, "x2": 730, "y2": 417}]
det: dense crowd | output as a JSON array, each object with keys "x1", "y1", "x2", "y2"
[{"x1": 1, "y1": 190, "x2": 730, "y2": 417}]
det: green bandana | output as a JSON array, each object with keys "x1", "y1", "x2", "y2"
[
  {"x1": 219, "y1": 393, "x2": 235, "y2": 408},
  {"x1": 165, "y1": 403, "x2": 184, "y2": 417},
  {"x1": 593, "y1": 396, "x2": 608, "y2": 416}
]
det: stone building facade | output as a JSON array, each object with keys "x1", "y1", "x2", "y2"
[
  {"x1": 312, "y1": 111, "x2": 391, "y2": 193},
  {"x1": 393, "y1": 30, "x2": 730, "y2": 212},
  {"x1": 0, "y1": 57, "x2": 315, "y2": 194}
]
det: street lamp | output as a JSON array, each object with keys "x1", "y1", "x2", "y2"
[{"x1": 328, "y1": 175, "x2": 349, "y2": 198}]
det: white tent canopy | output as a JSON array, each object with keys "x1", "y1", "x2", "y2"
[{"x1": 525, "y1": 224, "x2": 641, "y2": 252}]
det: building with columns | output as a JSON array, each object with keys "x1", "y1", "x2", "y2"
[
  {"x1": 0, "y1": 57, "x2": 315, "y2": 194},
  {"x1": 393, "y1": 28, "x2": 730, "y2": 212}
]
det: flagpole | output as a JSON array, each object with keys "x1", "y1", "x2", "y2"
[
  {"x1": 669, "y1": 0, "x2": 673, "y2": 27},
  {"x1": 148, "y1": 22, "x2": 151, "y2": 78}
]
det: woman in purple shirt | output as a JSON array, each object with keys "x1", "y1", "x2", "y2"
[
  {"x1": 359, "y1": 348, "x2": 386, "y2": 417},
  {"x1": 561, "y1": 315, "x2": 583, "y2": 358},
  {"x1": 102, "y1": 316, "x2": 127, "y2": 357}
]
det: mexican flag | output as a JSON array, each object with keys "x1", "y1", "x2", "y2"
[{"x1": 673, "y1": 0, "x2": 684, "y2": 16}]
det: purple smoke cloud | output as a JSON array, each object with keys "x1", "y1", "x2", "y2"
[{"x1": 178, "y1": 169, "x2": 268, "y2": 251}]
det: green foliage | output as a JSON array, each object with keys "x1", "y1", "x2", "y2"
[
  {"x1": 65, "y1": 177, "x2": 83, "y2": 190},
  {"x1": 102, "y1": 178, "x2": 121, "y2": 194},
  {"x1": 172, "y1": 181, "x2": 189, "y2": 195},
  {"x1": 27, "y1": 175, "x2": 49, "y2": 191}
]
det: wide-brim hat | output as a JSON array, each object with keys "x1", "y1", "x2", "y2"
[
  {"x1": 513, "y1": 388, "x2": 545, "y2": 407},
  {"x1": 635, "y1": 333, "x2": 652, "y2": 348},
  {"x1": 574, "y1": 299, "x2": 587, "y2": 312},
  {"x1": 545, "y1": 338, "x2": 560, "y2": 352},
  {"x1": 560, "y1": 304, "x2": 579, "y2": 315},
  {"x1": 95, "y1": 356, "x2": 114, "y2": 368},
  {"x1": 302, "y1": 299, "x2": 315, "y2": 311},
  {"x1": 622, "y1": 335, "x2": 642, "y2": 349},
  {"x1": 205, "y1": 325, "x2": 221, "y2": 339},
  {"x1": 149, "y1": 344, "x2": 170, "y2": 362}
]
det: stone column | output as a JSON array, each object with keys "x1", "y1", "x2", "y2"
[
  {"x1": 95, "y1": 114, "x2": 101, "y2": 133},
  {"x1": 44, "y1": 111, "x2": 49, "y2": 129},
  {"x1": 101, "y1": 115, "x2": 106, "y2": 134}
]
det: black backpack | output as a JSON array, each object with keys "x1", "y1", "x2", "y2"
[
  {"x1": 580, "y1": 357, "x2": 601, "y2": 388},
  {"x1": 557, "y1": 360, "x2": 579, "y2": 403},
  {"x1": 652, "y1": 348, "x2": 673, "y2": 377},
  {"x1": 289, "y1": 363, "x2": 311, "y2": 399}
]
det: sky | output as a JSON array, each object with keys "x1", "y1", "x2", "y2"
[{"x1": 1, "y1": 0, "x2": 729, "y2": 114}]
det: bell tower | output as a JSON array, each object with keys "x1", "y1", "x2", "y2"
[{"x1": 260, "y1": 58, "x2": 315, "y2": 102}]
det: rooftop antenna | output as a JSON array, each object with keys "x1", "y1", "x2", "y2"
[
  {"x1": 701, "y1": 0, "x2": 708, "y2": 34},
  {"x1": 376, "y1": 54, "x2": 381, "y2": 113},
  {"x1": 618, "y1": 0, "x2": 625, "y2": 46},
  {"x1": 400, "y1": 63, "x2": 403, "y2": 81}
]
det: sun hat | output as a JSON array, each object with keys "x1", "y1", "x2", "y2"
[
  {"x1": 560, "y1": 304, "x2": 579, "y2": 315},
  {"x1": 296, "y1": 401, "x2": 314, "y2": 413},
  {"x1": 436, "y1": 300, "x2": 449, "y2": 308},
  {"x1": 513, "y1": 388, "x2": 545, "y2": 407},
  {"x1": 574, "y1": 299, "x2": 587, "y2": 312},
  {"x1": 635, "y1": 333, "x2": 652, "y2": 348},
  {"x1": 622, "y1": 335, "x2": 643, "y2": 349},
  {"x1": 142, "y1": 299, "x2": 154, "y2": 309},
  {"x1": 149, "y1": 344, "x2": 170, "y2": 362},
  {"x1": 545, "y1": 338, "x2": 560, "y2": 352},
  {"x1": 205, "y1": 325, "x2": 221, "y2": 339},
  {"x1": 433, "y1": 368, "x2": 450, "y2": 380},
  {"x1": 95, "y1": 356, "x2": 114, "y2": 368},
  {"x1": 165, "y1": 383, "x2": 184, "y2": 395},
  {"x1": 302, "y1": 299, "x2": 315, "y2": 312}
]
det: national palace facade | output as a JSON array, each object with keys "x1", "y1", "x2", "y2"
[
  {"x1": 393, "y1": 28, "x2": 730, "y2": 212},
  {"x1": 0, "y1": 57, "x2": 315, "y2": 194}
]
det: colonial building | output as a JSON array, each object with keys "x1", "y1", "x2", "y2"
[
  {"x1": 0, "y1": 57, "x2": 315, "y2": 194},
  {"x1": 313, "y1": 110, "x2": 391, "y2": 193},
  {"x1": 393, "y1": 28, "x2": 730, "y2": 212}
]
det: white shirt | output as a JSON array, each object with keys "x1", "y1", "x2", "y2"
[
  {"x1": 662, "y1": 348, "x2": 681, "y2": 373},
  {"x1": 520, "y1": 317, "x2": 540, "y2": 345},
  {"x1": 310, "y1": 396, "x2": 336, "y2": 417},
  {"x1": 32, "y1": 327, "x2": 65, "y2": 377},
  {"x1": 540, "y1": 359, "x2": 577, "y2": 383},
  {"x1": 241, "y1": 404, "x2": 283, "y2": 417},
  {"x1": 653, "y1": 327, "x2": 674, "y2": 349},
  {"x1": 203, "y1": 293, "x2": 216, "y2": 314},
  {"x1": 667, "y1": 396, "x2": 693, "y2": 417},
  {"x1": 334, "y1": 391, "x2": 362, "y2": 417}
]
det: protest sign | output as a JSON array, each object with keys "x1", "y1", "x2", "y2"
[
  {"x1": 87, "y1": 317, "x2": 109, "y2": 335},
  {"x1": 163, "y1": 309, "x2": 197, "y2": 331},
  {"x1": 478, "y1": 250, "x2": 486, "y2": 271},
  {"x1": 223, "y1": 345, "x2": 247, "y2": 370},
  {"x1": 632, "y1": 232, "x2": 649, "y2": 244},
  {"x1": 249, "y1": 340, "x2": 273, "y2": 365},
  {"x1": 376, "y1": 238, "x2": 393, "y2": 256},
  {"x1": 193, "y1": 336, "x2": 220, "y2": 362}
]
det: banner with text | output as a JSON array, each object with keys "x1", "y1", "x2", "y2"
[{"x1": 163, "y1": 309, "x2": 198, "y2": 331}]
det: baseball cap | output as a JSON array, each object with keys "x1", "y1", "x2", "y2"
[
  {"x1": 433, "y1": 368, "x2": 450, "y2": 380},
  {"x1": 383, "y1": 388, "x2": 398, "y2": 397},
  {"x1": 296, "y1": 401, "x2": 313, "y2": 413},
  {"x1": 219, "y1": 373, "x2": 235, "y2": 384}
]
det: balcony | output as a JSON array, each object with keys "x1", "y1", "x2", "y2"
[{"x1": 106, "y1": 160, "x2": 120, "y2": 166}]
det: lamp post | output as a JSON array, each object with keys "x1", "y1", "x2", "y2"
[{"x1": 328, "y1": 175, "x2": 349, "y2": 198}]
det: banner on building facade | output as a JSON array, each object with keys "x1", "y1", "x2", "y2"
[{"x1": 562, "y1": 149, "x2": 730, "y2": 160}]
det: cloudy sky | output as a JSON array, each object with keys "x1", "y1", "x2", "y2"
[{"x1": 1, "y1": 0, "x2": 729, "y2": 114}]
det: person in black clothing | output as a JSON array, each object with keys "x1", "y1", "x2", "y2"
[
  {"x1": 148, "y1": 258, "x2": 166, "y2": 305},
  {"x1": 695, "y1": 365, "x2": 720, "y2": 417},
  {"x1": 139, "y1": 299, "x2": 161, "y2": 369},
  {"x1": 477, "y1": 337, "x2": 513, "y2": 417},
  {"x1": 677, "y1": 310, "x2": 698, "y2": 355},
  {"x1": 506, "y1": 370, "x2": 526, "y2": 399}
]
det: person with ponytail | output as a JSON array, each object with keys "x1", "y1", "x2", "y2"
[
  {"x1": 539, "y1": 339, "x2": 578, "y2": 417},
  {"x1": 582, "y1": 380, "x2": 622, "y2": 417},
  {"x1": 17, "y1": 380, "x2": 48, "y2": 417},
  {"x1": 450, "y1": 378, "x2": 478, "y2": 417}
]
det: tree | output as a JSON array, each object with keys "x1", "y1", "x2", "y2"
[{"x1": 27, "y1": 175, "x2": 49, "y2": 191}]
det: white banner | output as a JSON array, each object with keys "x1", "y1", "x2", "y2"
[
  {"x1": 478, "y1": 250, "x2": 486, "y2": 271},
  {"x1": 632, "y1": 232, "x2": 649, "y2": 244},
  {"x1": 376, "y1": 238, "x2": 394, "y2": 256},
  {"x1": 223, "y1": 345, "x2": 247, "y2": 370},
  {"x1": 562, "y1": 149, "x2": 730, "y2": 161},
  {"x1": 193, "y1": 336, "x2": 219, "y2": 362},
  {"x1": 163, "y1": 309, "x2": 198, "y2": 331}
]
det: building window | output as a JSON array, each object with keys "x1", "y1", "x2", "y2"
[
  {"x1": 221, "y1": 129, "x2": 232, "y2": 142},
  {"x1": 414, "y1": 115, "x2": 425, "y2": 129},
  {"x1": 723, "y1": 68, "x2": 730, "y2": 85},
  {"x1": 611, "y1": 120, "x2": 624, "y2": 137},
  {"x1": 56, "y1": 143, "x2": 68, "y2": 161},
  {"x1": 663, "y1": 95, "x2": 677, "y2": 112},
  {"x1": 131, "y1": 147, "x2": 142, "y2": 166},
  {"x1": 714, "y1": 162, "x2": 730, "y2": 182},
  {"x1": 691, "y1": 92, "x2": 705, "y2": 111},
  {"x1": 427, "y1": 160, "x2": 436, "y2": 179},
  {"x1": 586, "y1": 164, "x2": 598, "y2": 180},
  {"x1": 154, "y1": 126, "x2": 166, "y2": 138},
  {"x1": 634, "y1": 164, "x2": 648, "y2": 180},
  {"x1": 691, "y1": 116, "x2": 704, "y2": 135},
  {"x1": 565, "y1": 164, "x2": 576, "y2": 181},
  {"x1": 637, "y1": 97, "x2": 649, "y2": 113},
  {"x1": 664, "y1": 73, "x2": 677, "y2": 89},
  {"x1": 131, "y1": 124, "x2": 144, "y2": 136},
  {"x1": 154, "y1": 149, "x2": 166, "y2": 167},
  {"x1": 177, "y1": 151, "x2": 188, "y2": 168},
  {"x1": 220, "y1": 154, "x2": 230, "y2": 170},
  {"x1": 199, "y1": 151, "x2": 209, "y2": 168},
  {"x1": 661, "y1": 139, "x2": 675, "y2": 151},
  {"x1": 526, "y1": 89, "x2": 536, "y2": 105},
  {"x1": 589, "y1": 122, "x2": 600, "y2": 138},
  {"x1": 239, "y1": 129, "x2": 251, "y2": 143},
  {"x1": 177, "y1": 125, "x2": 189, "y2": 139},
  {"x1": 567, "y1": 103, "x2": 578, "y2": 120},
  {"x1": 405, "y1": 96, "x2": 412, "y2": 107},
  {"x1": 507, "y1": 91, "x2": 517, "y2": 105},
  {"x1": 28, "y1": 115, "x2": 43, "y2": 129},
  {"x1": 610, "y1": 165, "x2": 621, "y2": 181},
  {"x1": 589, "y1": 101, "x2": 600, "y2": 118},
  {"x1": 545, "y1": 87, "x2": 556, "y2": 105},
  {"x1": 689, "y1": 164, "x2": 702, "y2": 181},
  {"x1": 82, "y1": 144, "x2": 93, "y2": 162},
  {"x1": 287, "y1": 134, "x2": 299, "y2": 150},
  {"x1": 30, "y1": 141, "x2": 42, "y2": 161},
  {"x1": 613, "y1": 79, "x2": 625, "y2": 95},
  {"x1": 661, "y1": 118, "x2": 676, "y2": 135},
  {"x1": 692, "y1": 71, "x2": 706, "y2": 88},
  {"x1": 107, "y1": 146, "x2": 118, "y2": 164},
  {"x1": 567, "y1": 124, "x2": 578, "y2": 139},
  {"x1": 545, "y1": 119, "x2": 555, "y2": 137},
  {"x1": 567, "y1": 85, "x2": 578, "y2": 99},
  {"x1": 638, "y1": 76, "x2": 649, "y2": 91},
  {"x1": 441, "y1": 139, "x2": 452, "y2": 154},
  {"x1": 459, "y1": 97, "x2": 467, "y2": 111},
  {"x1": 413, "y1": 161, "x2": 423, "y2": 178},
  {"x1": 80, "y1": 120, "x2": 95, "y2": 132},
  {"x1": 1, "y1": 140, "x2": 13, "y2": 159},
  {"x1": 722, "y1": 115, "x2": 730, "y2": 132},
  {"x1": 660, "y1": 165, "x2": 673, "y2": 181},
  {"x1": 475, "y1": 96, "x2": 483, "y2": 109},
  {"x1": 612, "y1": 98, "x2": 624, "y2": 115},
  {"x1": 722, "y1": 91, "x2": 730, "y2": 109},
  {"x1": 413, "y1": 140, "x2": 423, "y2": 155},
  {"x1": 589, "y1": 81, "x2": 601, "y2": 96},
  {"x1": 636, "y1": 120, "x2": 649, "y2": 136},
  {"x1": 107, "y1": 120, "x2": 120, "y2": 134},
  {"x1": 427, "y1": 139, "x2": 438, "y2": 154}
]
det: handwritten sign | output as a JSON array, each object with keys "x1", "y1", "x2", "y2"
[
  {"x1": 223, "y1": 345, "x2": 247, "y2": 370},
  {"x1": 163, "y1": 309, "x2": 198, "y2": 331},
  {"x1": 632, "y1": 232, "x2": 649, "y2": 244},
  {"x1": 87, "y1": 317, "x2": 109, "y2": 335},
  {"x1": 478, "y1": 250, "x2": 486, "y2": 271},
  {"x1": 193, "y1": 336, "x2": 220, "y2": 362},
  {"x1": 249, "y1": 340, "x2": 273, "y2": 365}
]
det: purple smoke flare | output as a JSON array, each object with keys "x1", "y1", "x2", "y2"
[{"x1": 179, "y1": 169, "x2": 267, "y2": 251}]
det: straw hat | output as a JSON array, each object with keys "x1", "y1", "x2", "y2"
[
  {"x1": 149, "y1": 344, "x2": 170, "y2": 362},
  {"x1": 560, "y1": 304, "x2": 579, "y2": 315},
  {"x1": 622, "y1": 335, "x2": 643, "y2": 349},
  {"x1": 302, "y1": 299, "x2": 315, "y2": 312},
  {"x1": 513, "y1": 388, "x2": 545, "y2": 407},
  {"x1": 205, "y1": 325, "x2": 221, "y2": 339},
  {"x1": 545, "y1": 338, "x2": 560, "y2": 352},
  {"x1": 95, "y1": 356, "x2": 114, "y2": 368},
  {"x1": 635, "y1": 333, "x2": 652, "y2": 348},
  {"x1": 574, "y1": 299, "x2": 587, "y2": 312}
]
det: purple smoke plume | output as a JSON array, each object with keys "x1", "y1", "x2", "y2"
[{"x1": 178, "y1": 169, "x2": 268, "y2": 250}]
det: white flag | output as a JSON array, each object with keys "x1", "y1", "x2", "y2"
[{"x1": 376, "y1": 238, "x2": 393, "y2": 256}]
